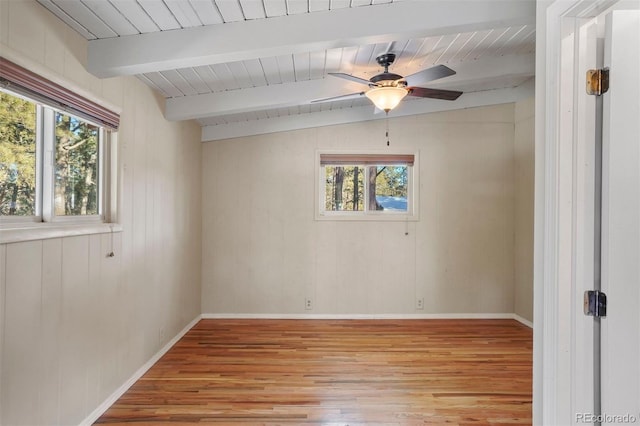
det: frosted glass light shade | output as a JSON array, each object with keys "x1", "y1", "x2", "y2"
[{"x1": 365, "y1": 86, "x2": 408, "y2": 112}]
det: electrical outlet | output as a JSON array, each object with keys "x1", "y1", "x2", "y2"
[
  {"x1": 305, "y1": 298, "x2": 313, "y2": 310},
  {"x1": 159, "y1": 327, "x2": 165, "y2": 343},
  {"x1": 416, "y1": 297, "x2": 424, "y2": 310}
]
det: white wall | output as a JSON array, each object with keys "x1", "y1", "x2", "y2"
[
  {"x1": 202, "y1": 104, "x2": 520, "y2": 315},
  {"x1": 0, "y1": 1, "x2": 202, "y2": 424},
  {"x1": 514, "y1": 97, "x2": 535, "y2": 322}
]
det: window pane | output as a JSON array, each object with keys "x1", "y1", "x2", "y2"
[
  {"x1": 324, "y1": 165, "x2": 365, "y2": 211},
  {"x1": 0, "y1": 91, "x2": 37, "y2": 216},
  {"x1": 55, "y1": 112, "x2": 99, "y2": 216},
  {"x1": 369, "y1": 166, "x2": 408, "y2": 212}
]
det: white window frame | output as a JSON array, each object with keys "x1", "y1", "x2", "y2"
[
  {"x1": 0, "y1": 88, "x2": 119, "y2": 242},
  {"x1": 315, "y1": 150, "x2": 420, "y2": 221},
  {"x1": 43, "y1": 107, "x2": 109, "y2": 223}
]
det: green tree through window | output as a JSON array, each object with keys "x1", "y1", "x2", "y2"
[
  {"x1": 55, "y1": 112, "x2": 99, "y2": 216},
  {"x1": 325, "y1": 166, "x2": 365, "y2": 211},
  {"x1": 0, "y1": 92, "x2": 37, "y2": 216}
]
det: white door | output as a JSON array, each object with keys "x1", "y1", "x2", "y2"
[{"x1": 600, "y1": 9, "x2": 640, "y2": 423}]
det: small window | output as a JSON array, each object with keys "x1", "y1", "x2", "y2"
[{"x1": 318, "y1": 153, "x2": 417, "y2": 219}]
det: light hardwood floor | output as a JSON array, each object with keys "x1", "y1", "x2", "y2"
[{"x1": 95, "y1": 319, "x2": 532, "y2": 425}]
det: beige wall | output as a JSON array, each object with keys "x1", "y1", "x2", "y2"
[
  {"x1": 0, "y1": 1, "x2": 202, "y2": 425},
  {"x1": 202, "y1": 104, "x2": 520, "y2": 315},
  {"x1": 514, "y1": 97, "x2": 535, "y2": 322}
]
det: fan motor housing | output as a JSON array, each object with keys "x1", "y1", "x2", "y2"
[{"x1": 370, "y1": 73, "x2": 405, "y2": 86}]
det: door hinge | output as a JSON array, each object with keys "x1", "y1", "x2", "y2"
[
  {"x1": 586, "y1": 68, "x2": 609, "y2": 96},
  {"x1": 584, "y1": 290, "x2": 607, "y2": 317}
]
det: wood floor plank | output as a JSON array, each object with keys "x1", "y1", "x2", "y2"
[{"x1": 95, "y1": 319, "x2": 532, "y2": 425}]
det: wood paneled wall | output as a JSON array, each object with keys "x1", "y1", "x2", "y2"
[
  {"x1": 201, "y1": 104, "x2": 523, "y2": 316},
  {"x1": 0, "y1": 1, "x2": 202, "y2": 424}
]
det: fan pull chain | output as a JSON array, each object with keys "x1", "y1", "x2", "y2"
[{"x1": 386, "y1": 116, "x2": 390, "y2": 146}]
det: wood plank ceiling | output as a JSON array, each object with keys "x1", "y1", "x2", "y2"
[{"x1": 36, "y1": 0, "x2": 536, "y2": 141}]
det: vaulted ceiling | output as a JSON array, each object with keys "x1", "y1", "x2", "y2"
[{"x1": 36, "y1": 0, "x2": 536, "y2": 141}]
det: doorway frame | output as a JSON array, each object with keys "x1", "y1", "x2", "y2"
[{"x1": 534, "y1": 1, "x2": 621, "y2": 424}]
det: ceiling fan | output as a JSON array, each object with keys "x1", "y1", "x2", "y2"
[{"x1": 313, "y1": 53, "x2": 463, "y2": 113}]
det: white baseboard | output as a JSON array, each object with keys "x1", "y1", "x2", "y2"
[
  {"x1": 512, "y1": 313, "x2": 534, "y2": 328},
  {"x1": 79, "y1": 315, "x2": 202, "y2": 426},
  {"x1": 202, "y1": 312, "x2": 532, "y2": 323}
]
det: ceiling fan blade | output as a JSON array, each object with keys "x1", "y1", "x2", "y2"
[
  {"x1": 311, "y1": 92, "x2": 366, "y2": 103},
  {"x1": 407, "y1": 87, "x2": 463, "y2": 101},
  {"x1": 404, "y1": 64, "x2": 456, "y2": 87},
  {"x1": 328, "y1": 72, "x2": 372, "y2": 86}
]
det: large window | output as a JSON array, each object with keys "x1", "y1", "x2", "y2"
[
  {"x1": 318, "y1": 153, "x2": 417, "y2": 219},
  {"x1": 0, "y1": 57, "x2": 119, "y2": 225},
  {"x1": 1, "y1": 90, "x2": 108, "y2": 221}
]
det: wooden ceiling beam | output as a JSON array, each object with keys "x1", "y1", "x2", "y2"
[
  {"x1": 87, "y1": 1, "x2": 535, "y2": 78},
  {"x1": 200, "y1": 81, "x2": 535, "y2": 142},
  {"x1": 165, "y1": 52, "x2": 534, "y2": 121}
]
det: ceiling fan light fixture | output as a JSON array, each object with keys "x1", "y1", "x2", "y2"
[{"x1": 365, "y1": 86, "x2": 408, "y2": 112}]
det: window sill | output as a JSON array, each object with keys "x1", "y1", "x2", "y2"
[
  {"x1": 0, "y1": 222, "x2": 122, "y2": 244},
  {"x1": 315, "y1": 213, "x2": 419, "y2": 222}
]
